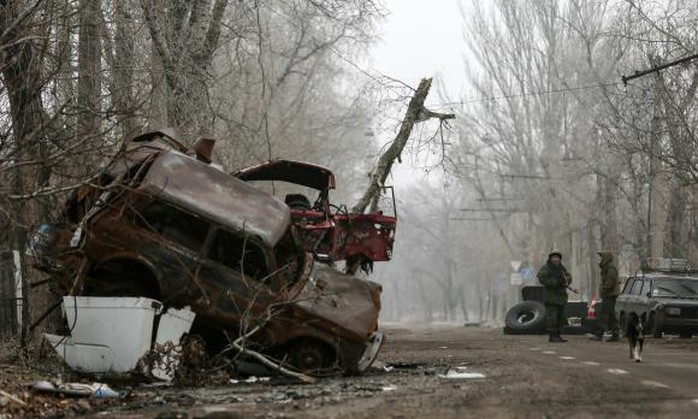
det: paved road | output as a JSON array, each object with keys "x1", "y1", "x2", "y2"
[
  {"x1": 517, "y1": 332, "x2": 698, "y2": 402},
  {"x1": 93, "y1": 325, "x2": 698, "y2": 418}
]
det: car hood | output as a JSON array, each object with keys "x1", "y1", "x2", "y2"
[
  {"x1": 292, "y1": 263, "x2": 381, "y2": 339},
  {"x1": 234, "y1": 159, "x2": 336, "y2": 191}
]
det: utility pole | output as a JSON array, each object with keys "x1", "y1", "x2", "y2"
[
  {"x1": 622, "y1": 52, "x2": 698, "y2": 84},
  {"x1": 648, "y1": 75, "x2": 666, "y2": 259}
]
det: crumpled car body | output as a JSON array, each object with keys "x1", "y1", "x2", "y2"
[
  {"x1": 29, "y1": 130, "x2": 383, "y2": 375},
  {"x1": 234, "y1": 160, "x2": 397, "y2": 273}
]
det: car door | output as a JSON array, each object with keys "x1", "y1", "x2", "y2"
[
  {"x1": 636, "y1": 278, "x2": 653, "y2": 318},
  {"x1": 625, "y1": 278, "x2": 644, "y2": 316},
  {"x1": 116, "y1": 197, "x2": 211, "y2": 300}
]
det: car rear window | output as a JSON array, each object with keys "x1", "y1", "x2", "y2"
[{"x1": 652, "y1": 277, "x2": 698, "y2": 298}]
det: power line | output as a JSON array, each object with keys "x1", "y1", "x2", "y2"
[{"x1": 437, "y1": 81, "x2": 622, "y2": 107}]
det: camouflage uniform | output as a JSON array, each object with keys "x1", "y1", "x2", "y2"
[
  {"x1": 596, "y1": 251, "x2": 620, "y2": 339},
  {"x1": 537, "y1": 251, "x2": 572, "y2": 342}
]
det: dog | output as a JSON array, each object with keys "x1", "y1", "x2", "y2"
[{"x1": 626, "y1": 313, "x2": 644, "y2": 362}]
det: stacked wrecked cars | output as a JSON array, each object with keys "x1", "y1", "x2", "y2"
[{"x1": 29, "y1": 130, "x2": 393, "y2": 377}]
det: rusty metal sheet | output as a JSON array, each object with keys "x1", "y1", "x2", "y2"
[
  {"x1": 140, "y1": 151, "x2": 291, "y2": 247},
  {"x1": 234, "y1": 159, "x2": 336, "y2": 191}
]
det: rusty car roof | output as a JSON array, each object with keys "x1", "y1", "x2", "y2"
[
  {"x1": 233, "y1": 159, "x2": 336, "y2": 191},
  {"x1": 139, "y1": 150, "x2": 291, "y2": 247}
]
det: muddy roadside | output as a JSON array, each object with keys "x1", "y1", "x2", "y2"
[{"x1": 2, "y1": 324, "x2": 698, "y2": 418}]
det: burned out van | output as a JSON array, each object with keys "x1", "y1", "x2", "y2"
[{"x1": 29, "y1": 130, "x2": 383, "y2": 375}]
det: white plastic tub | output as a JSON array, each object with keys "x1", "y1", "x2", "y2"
[{"x1": 45, "y1": 297, "x2": 195, "y2": 376}]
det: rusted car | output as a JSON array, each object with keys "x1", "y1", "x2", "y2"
[
  {"x1": 29, "y1": 130, "x2": 383, "y2": 375},
  {"x1": 234, "y1": 160, "x2": 397, "y2": 274}
]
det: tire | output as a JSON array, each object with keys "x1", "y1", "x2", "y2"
[
  {"x1": 647, "y1": 313, "x2": 663, "y2": 339},
  {"x1": 288, "y1": 339, "x2": 335, "y2": 374},
  {"x1": 504, "y1": 301, "x2": 547, "y2": 333}
]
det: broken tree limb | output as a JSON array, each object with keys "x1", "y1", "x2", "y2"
[
  {"x1": 229, "y1": 324, "x2": 317, "y2": 384},
  {"x1": 0, "y1": 389, "x2": 27, "y2": 406},
  {"x1": 352, "y1": 77, "x2": 455, "y2": 214}
]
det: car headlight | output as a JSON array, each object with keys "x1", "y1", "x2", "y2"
[{"x1": 666, "y1": 307, "x2": 681, "y2": 316}]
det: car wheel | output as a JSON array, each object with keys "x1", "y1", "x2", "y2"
[
  {"x1": 288, "y1": 339, "x2": 335, "y2": 374},
  {"x1": 647, "y1": 313, "x2": 663, "y2": 338},
  {"x1": 504, "y1": 301, "x2": 546, "y2": 333}
]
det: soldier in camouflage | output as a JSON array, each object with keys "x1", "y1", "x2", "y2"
[
  {"x1": 537, "y1": 250, "x2": 572, "y2": 343},
  {"x1": 591, "y1": 251, "x2": 620, "y2": 342}
]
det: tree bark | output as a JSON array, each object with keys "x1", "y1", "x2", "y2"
[
  {"x1": 78, "y1": 0, "x2": 101, "y2": 138},
  {"x1": 113, "y1": 0, "x2": 137, "y2": 139}
]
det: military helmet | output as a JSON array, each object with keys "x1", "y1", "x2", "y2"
[{"x1": 548, "y1": 249, "x2": 563, "y2": 259}]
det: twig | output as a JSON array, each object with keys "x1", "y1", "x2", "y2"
[
  {"x1": 0, "y1": 389, "x2": 27, "y2": 406},
  {"x1": 230, "y1": 324, "x2": 316, "y2": 384}
]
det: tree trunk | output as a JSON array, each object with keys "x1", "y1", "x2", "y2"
[
  {"x1": 649, "y1": 77, "x2": 667, "y2": 259},
  {"x1": 1, "y1": 0, "x2": 51, "y2": 347},
  {"x1": 142, "y1": 0, "x2": 228, "y2": 140},
  {"x1": 113, "y1": 0, "x2": 137, "y2": 139},
  {"x1": 78, "y1": 0, "x2": 101, "y2": 138}
]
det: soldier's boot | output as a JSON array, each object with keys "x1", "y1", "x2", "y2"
[
  {"x1": 589, "y1": 331, "x2": 603, "y2": 341},
  {"x1": 549, "y1": 334, "x2": 566, "y2": 343}
]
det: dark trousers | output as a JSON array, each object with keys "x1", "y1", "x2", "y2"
[
  {"x1": 598, "y1": 295, "x2": 619, "y2": 335},
  {"x1": 545, "y1": 303, "x2": 565, "y2": 335}
]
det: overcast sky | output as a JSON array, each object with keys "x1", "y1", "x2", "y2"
[
  {"x1": 365, "y1": 0, "x2": 471, "y2": 188},
  {"x1": 369, "y1": 0, "x2": 470, "y2": 105}
]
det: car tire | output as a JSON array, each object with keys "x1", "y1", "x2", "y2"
[
  {"x1": 504, "y1": 301, "x2": 546, "y2": 333},
  {"x1": 647, "y1": 313, "x2": 663, "y2": 338},
  {"x1": 288, "y1": 339, "x2": 335, "y2": 374}
]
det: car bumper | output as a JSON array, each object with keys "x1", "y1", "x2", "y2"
[
  {"x1": 658, "y1": 317, "x2": 698, "y2": 332},
  {"x1": 355, "y1": 331, "x2": 384, "y2": 372}
]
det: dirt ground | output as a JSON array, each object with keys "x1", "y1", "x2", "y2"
[{"x1": 2, "y1": 324, "x2": 698, "y2": 418}]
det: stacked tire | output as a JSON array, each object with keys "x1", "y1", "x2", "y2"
[{"x1": 504, "y1": 301, "x2": 547, "y2": 334}]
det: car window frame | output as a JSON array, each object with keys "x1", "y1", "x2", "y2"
[
  {"x1": 202, "y1": 226, "x2": 276, "y2": 285},
  {"x1": 621, "y1": 278, "x2": 635, "y2": 294},
  {"x1": 130, "y1": 196, "x2": 212, "y2": 255},
  {"x1": 629, "y1": 278, "x2": 644, "y2": 295}
]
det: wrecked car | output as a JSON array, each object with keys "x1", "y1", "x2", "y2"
[
  {"x1": 234, "y1": 160, "x2": 397, "y2": 274},
  {"x1": 28, "y1": 129, "x2": 384, "y2": 375}
]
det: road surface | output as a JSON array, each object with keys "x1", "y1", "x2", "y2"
[{"x1": 4, "y1": 324, "x2": 698, "y2": 418}]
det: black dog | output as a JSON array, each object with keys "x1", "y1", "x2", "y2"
[{"x1": 627, "y1": 313, "x2": 644, "y2": 362}]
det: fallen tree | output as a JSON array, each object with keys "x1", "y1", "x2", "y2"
[{"x1": 352, "y1": 77, "x2": 455, "y2": 214}]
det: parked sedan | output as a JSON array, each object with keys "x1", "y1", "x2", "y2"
[{"x1": 615, "y1": 273, "x2": 698, "y2": 338}]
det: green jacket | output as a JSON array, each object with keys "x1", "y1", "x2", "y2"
[
  {"x1": 537, "y1": 261, "x2": 572, "y2": 305},
  {"x1": 599, "y1": 251, "x2": 620, "y2": 298}
]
